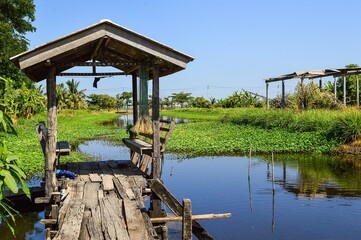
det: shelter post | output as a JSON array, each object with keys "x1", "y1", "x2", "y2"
[
  {"x1": 334, "y1": 76, "x2": 337, "y2": 100},
  {"x1": 319, "y1": 78, "x2": 322, "y2": 91},
  {"x1": 343, "y1": 75, "x2": 347, "y2": 106},
  {"x1": 139, "y1": 63, "x2": 149, "y2": 116},
  {"x1": 357, "y1": 75, "x2": 359, "y2": 107},
  {"x1": 281, "y1": 80, "x2": 285, "y2": 109},
  {"x1": 152, "y1": 64, "x2": 161, "y2": 179},
  {"x1": 132, "y1": 73, "x2": 138, "y2": 125},
  {"x1": 150, "y1": 64, "x2": 164, "y2": 220},
  {"x1": 266, "y1": 83, "x2": 269, "y2": 110},
  {"x1": 45, "y1": 66, "x2": 58, "y2": 197}
]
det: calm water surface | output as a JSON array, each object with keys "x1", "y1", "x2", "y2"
[{"x1": 2, "y1": 139, "x2": 361, "y2": 239}]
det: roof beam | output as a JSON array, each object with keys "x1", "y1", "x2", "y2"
[
  {"x1": 56, "y1": 62, "x2": 137, "y2": 67},
  {"x1": 58, "y1": 72, "x2": 127, "y2": 76}
]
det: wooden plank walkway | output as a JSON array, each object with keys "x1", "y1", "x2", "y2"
[{"x1": 51, "y1": 160, "x2": 158, "y2": 240}]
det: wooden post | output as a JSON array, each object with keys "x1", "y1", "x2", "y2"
[
  {"x1": 357, "y1": 75, "x2": 359, "y2": 107},
  {"x1": 343, "y1": 75, "x2": 347, "y2": 106},
  {"x1": 46, "y1": 66, "x2": 58, "y2": 197},
  {"x1": 334, "y1": 76, "x2": 337, "y2": 100},
  {"x1": 281, "y1": 80, "x2": 285, "y2": 109},
  {"x1": 152, "y1": 64, "x2": 161, "y2": 179},
  {"x1": 266, "y1": 83, "x2": 269, "y2": 110},
  {"x1": 150, "y1": 179, "x2": 213, "y2": 240},
  {"x1": 319, "y1": 78, "x2": 322, "y2": 92},
  {"x1": 132, "y1": 73, "x2": 138, "y2": 129},
  {"x1": 182, "y1": 199, "x2": 192, "y2": 240},
  {"x1": 150, "y1": 64, "x2": 163, "y2": 220}
]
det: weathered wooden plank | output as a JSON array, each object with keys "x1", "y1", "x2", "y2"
[
  {"x1": 98, "y1": 161, "x2": 113, "y2": 174},
  {"x1": 100, "y1": 197, "x2": 130, "y2": 240},
  {"x1": 89, "y1": 173, "x2": 102, "y2": 182},
  {"x1": 131, "y1": 183, "x2": 158, "y2": 239},
  {"x1": 80, "y1": 174, "x2": 90, "y2": 182},
  {"x1": 115, "y1": 175, "x2": 135, "y2": 200},
  {"x1": 40, "y1": 218, "x2": 57, "y2": 225},
  {"x1": 182, "y1": 199, "x2": 192, "y2": 240},
  {"x1": 54, "y1": 199, "x2": 85, "y2": 240},
  {"x1": 83, "y1": 182, "x2": 101, "y2": 209},
  {"x1": 73, "y1": 181, "x2": 85, "y2": 199},
  {"x1": 79, "y1": 209, "x2": 91, "y2": 240},
  {"x1": 87, "y1": 206, "x2": 103, "y2": 240},
  {"x1": 113, "y1": 177, "x2": 128, "y2": 200},
  {"x1": 150, "y1": 179, "x2": 213, "y2": 240},
  {"x1": 123, "y1": 198, "x2": 149, "y2": 240},
  {"x1": 102, "y1": 175, "x2": 114, "y2": 191}
]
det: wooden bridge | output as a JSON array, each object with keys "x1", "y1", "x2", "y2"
[{"x1": 46, "y1": 160, "x2": 155, "y2": 239}]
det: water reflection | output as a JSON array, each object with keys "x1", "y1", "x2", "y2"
[
  {"x1": 3, "y1": 140, "x2": 361, "y2": 239},
  {"x1": 75, "y1": 141, "x2": 361, "y2": 239},
  {"x1": 100, "y1": 115, "x2": 191, "y2": 130},
  {"x1": 0, "y1": 212, "x2": 44, "y2": 240}
]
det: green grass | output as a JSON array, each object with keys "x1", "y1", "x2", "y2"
[
  {"x1": 3, "y1": 110, "x2": 125, "y2": 175},
  {"x1": 162, "y1": 107, "x2": 361, "y2": 155},
  {"x1": 4, "y1": 107, "x2": 360, "y2": 175}
]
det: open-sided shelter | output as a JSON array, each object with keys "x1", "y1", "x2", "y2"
[{"x1": 11, "y1": 20, "x2": 194, "y2": 197}]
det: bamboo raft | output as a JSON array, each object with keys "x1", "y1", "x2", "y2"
[{"x1": 43, "y1": 160, "x2": 157, "y2": 240}]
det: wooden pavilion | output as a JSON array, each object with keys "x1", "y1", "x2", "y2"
[
  {"x1": 264, "y1": 68, "x2": 361, "y2": 109},
  {"x1": 11, "y1": 19, "x2": 194, "y2": 197},
  {"x1": 9, "y1": 20, "x2": 216, "y2": 239}
]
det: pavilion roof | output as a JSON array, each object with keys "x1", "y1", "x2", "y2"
[
  {"x1": 265, "y1": 67, "x2": 361, "y2": 83},
  {"x1": 11, "y1": 20, "x2": 194, "y2": 82}
]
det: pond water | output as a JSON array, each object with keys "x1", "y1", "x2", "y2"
[
  {"x1": 100, "y1": 115, "x2": 191, "y2": 129},
  {"x1": 3, "y1": 140, "x2": 361, "y2": 239}
]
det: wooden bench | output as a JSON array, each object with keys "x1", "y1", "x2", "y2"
[
  {"x1": 122, "y1": 119, "x2": 174, "y2": 174},
  {"x1": 35, "y1": 121, "x2": 70, "y2": 165}
]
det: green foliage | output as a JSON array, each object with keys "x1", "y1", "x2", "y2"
[
  {"x1": 0, "y1": 110, "x2": 29, "y2": 235},
  {"x1": 218, "y1": 90, "x2": 264, "y2": 108},
  {"x1": 4, "y1": 110, "x2": 127, "y2": 174},
  {"x1": 170, "y1": 92, "x2": 193, "y2": 108},
  {"x1": 190, "y1": 96, "x2": 211, "y2": 108},
  {"x1": 65, "y1": 79, "x2": 86, "y2": 109},
  {"x1": 327, "y1": 112, "x2": 361, "y2": 143},
  {"x1": 166, "y1": 121, "x2": 337, "y2": 155},
  {"x1": 295, "y1": 81, "x2": 341, "y2": 110},
  {"x1": 0, "y1": 0, "x2": 36, "y2": 86},
  {"x1": 116, "y1": 92, "x2": 132, "y2": 110},
  {"x1": 98, "y1": 94, "x2": 116, "y2": 111},
  {"x1": 0, "y1": 76, "x2": 45, "y2": 119},
  {"x1": 324, "y1": 64, "x2": 361, "y2": 105}
]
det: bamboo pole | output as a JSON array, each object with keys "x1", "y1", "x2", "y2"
[{"x1": 151, "y1": 213, "x2": 232, "y2": 223}]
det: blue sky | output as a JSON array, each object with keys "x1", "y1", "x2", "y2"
[{"x1": 27, "y1": 0, "x2": 361, "y2": 99}]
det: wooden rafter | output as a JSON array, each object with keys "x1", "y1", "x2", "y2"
[
  {"x1": 58, "y1": 72, "x2": 126, "y2": 76},
  {"x1": 56, "y1": 62, "x2": 137, "y2": 67}
]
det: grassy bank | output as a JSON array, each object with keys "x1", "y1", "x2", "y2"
[
  {"x1": 3, "y1": 110, "x2": 125, "y2": 175},
  {"x1": 161, "y1": 108, "x2": 361, "y2": 156}
]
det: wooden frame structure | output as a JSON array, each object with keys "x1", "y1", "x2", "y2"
[
  {"x1": 265, "y1": 68, "x2": 361, "y2": 109},
  {"x1": 10, "y1": 19, "x2": 194, "y2": 199}
]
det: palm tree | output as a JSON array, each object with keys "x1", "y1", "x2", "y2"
[{"x1": 66, "y1": 79, "x2": 86, "y2": 109}]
